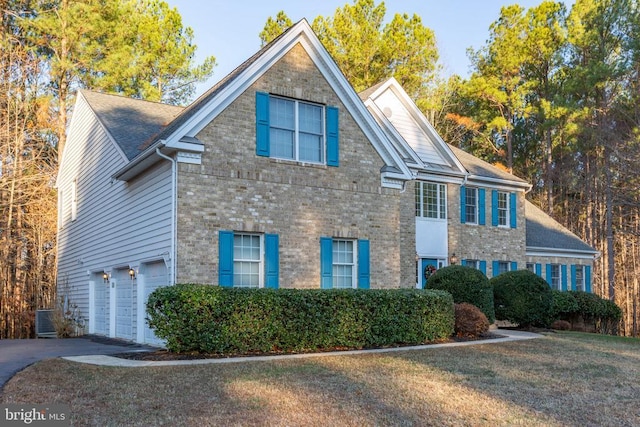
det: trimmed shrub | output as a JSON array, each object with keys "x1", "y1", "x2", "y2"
[
  {"x1": 454, "y1": 303, "x2": 489, "y2": 338},
  {"x1": 426, "y1": 265, "x2": 495, "y2": 323},
  {"x1": 490, "y1": 270, "x2": 553, "y2": 328},
  {"x1": 552, "y1": 291, "x2": 622, "y2": 334},
  {"x1": 146, "y1": 284, "x2": 455, "y2": 354}
]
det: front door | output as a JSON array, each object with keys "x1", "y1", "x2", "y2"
[{"x1": 421, "y1": 258, "x2": 438, "y2": 288}]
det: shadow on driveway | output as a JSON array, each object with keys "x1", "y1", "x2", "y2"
[{"x1": 0, "y1": 336, "x2": 155, "y2": 390}]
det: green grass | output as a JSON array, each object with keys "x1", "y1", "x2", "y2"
[{"x1": 2, "y1": 332, "x2": 639, "y2": 426}]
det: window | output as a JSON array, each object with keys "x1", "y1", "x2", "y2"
[
  {"x1": 493, "y1": 260, "x2": 517, "y2": 277},
  {"x1": 497, "y1": 261, "x2": 510, "y2": 275},
  {"x1": 320, "y1": 238, "x2": 370, "y2": 289},
  {"x1": 575, "y1": 265, "x2": 585, "y2": 291},
  {"x1": 465, "y1": 259, "x2": 480, "y2": 269},
  {"x1": 256, "y1": 92, "x2": 338, "y2": 166},
  {"x1": 497, "y1": 191, "x2": 508, "y2": 227},
  {"x1": 415, "y1": 182, "x2": 446, "y2": 219},
  {"x1": 218, "y1": 231, "x2": 279, "y2": 288},
  {"x1": 550, "y1": 264, "x2": 561, "y2": 290},
  {"x1": 233, "y1": 234, "x2": 262, "y2": 288},
  {"x1": 526, "y1": 263, "x2": 535, "y2": 273},
  {"x1": 465, "y1": 188, "x2": 477, "y2": 224},
  {"x1": 332, "y1": 240, "x2": 355, "y2": 289}
]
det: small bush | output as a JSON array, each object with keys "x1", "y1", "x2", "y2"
[
  {"x1": 551, "y1": 320, "x2": 571, "y2": 331},
  {"x1": 552, "y1": 291, "x2": 622, "y2": 334},
  {"x1": 426, "y1": 265, "x2": 495, "y2": 323},
  {"x1": 454, "y1": 303, "x2": 489, "y2": 338},
  {"x1": 147, "y1": 285, "x2": 455, "y2": 354},
  {"x1": 490, "y1": 270, "x2": 553, "y2": 328}
]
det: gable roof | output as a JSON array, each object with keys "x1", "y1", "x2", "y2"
[
  {"x1": 80, "y1": 90, "x2": 183, "y2": 160},
  {"x1": 525, "y1": 200, "x2": 598, "y2": 255},
  {"x1": 106, "y1": 19, "x2": 412, "y2": 185}
]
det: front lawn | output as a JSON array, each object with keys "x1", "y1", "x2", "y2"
[{"x1": 2, "y1": 332, "x2": 639, "y2": 426}]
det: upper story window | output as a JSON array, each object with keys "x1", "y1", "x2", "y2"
[
  {"x1": 415, "y1": 182, "x2": 446, "y2": 219},
  {"x1": 270, "y1": 97, "x2": 324, "y2": 163},
  {"x1": 465, "y1": 187, "x2": 478, "y2": 224},
  {"x1": 497, "y1": 191, "x2": 509, "y2": 227},
  {"x1": 256, "y1": 92, "x2": 339, "y2": 167}
]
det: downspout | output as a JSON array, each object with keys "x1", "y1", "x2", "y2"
[{"x1": 156, "y1": 146, "x2": 177, "y2": 285}]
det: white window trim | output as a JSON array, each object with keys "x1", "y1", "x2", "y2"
[
  {"x1": 497, "y1": 191, "x2": 510, "y2": 228},
  {"x1": 270, "y1": 96, "x2": 325, "y2": 165},
  {"x1": 233, "y1": 233, "x2": 264, "y2": 288},
  {"x1": 465, "y1": 187, "x2": 478, "y2": 225},
  {"x1": 416, "y1": 181, "x2": 447, "y2": 220},
  {"x1": 333, "y1": 239, "x2": 357, "y2": 289}
]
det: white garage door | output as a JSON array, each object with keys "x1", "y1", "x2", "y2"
[
  {"x1": 116, "y1": 280, "x2": 133, "y2": 340},
  {"x1": 143, "y1": 261, "x2": 169, "y2": 345},
  {"x1": 94, "y1": 283, "x2": 109, "y2": 336}
]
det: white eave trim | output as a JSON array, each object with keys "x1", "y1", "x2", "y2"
[
  {"x1": 466, "y1": 174, "x2": 532, "y2": 192},
  {"x1": 526, "y1": 246, "x2": 599, "y2": 259}
]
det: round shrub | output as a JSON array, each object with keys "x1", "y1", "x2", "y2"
[
  {"x1": 490, "y1": 270, "x2": 553, "y2": 328},
  {"x1": 454, "y1": 303, "x2": 489, "y2": 338},
  {"x1": 550, "y1": 290, "x2": 579, "y2": 320},
  {"x1": 426, "y1": 265, "x2": 495, "y2": 323}
]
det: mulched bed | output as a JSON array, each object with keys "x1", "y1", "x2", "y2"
[{"x1": 111, "y1": 332, "x2": 506, "y2": 361}]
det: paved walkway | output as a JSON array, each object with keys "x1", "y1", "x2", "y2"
[
  {"x1": 62, "y1": 329, "x2": 542, "y2": 368},
  {"x1": 0, "y1": 336, "x2": 154, "y2": 389}
]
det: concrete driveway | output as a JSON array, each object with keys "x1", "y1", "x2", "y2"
[{"x1": 0, "y1": 336, "x2": 153, "y2": 390}]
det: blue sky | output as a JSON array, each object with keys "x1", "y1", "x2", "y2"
[{"x1": 166, "y1": 1, "x2": 575, "y2": 98}]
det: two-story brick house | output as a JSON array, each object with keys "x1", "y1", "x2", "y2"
[{"x1": 56, "y1": 19, "x2": 596, "y2": 344}]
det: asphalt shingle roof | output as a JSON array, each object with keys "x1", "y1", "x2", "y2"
[
  {"x1": 81, "y1": 91, "x2": 183, "y2": 160},
  {"x1": 448, "y1": 144, "x2": 529, "y2": 184},
  {"x1": 525, "y1": 200, "x2": 597, "y2": 253}
]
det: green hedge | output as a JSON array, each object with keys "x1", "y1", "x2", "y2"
[
  {"x1": 490, "y1": 270, "x2": 553, "y2": 327},
  {"x1": 146, "y1": 285, "x2": 455, "y2": 354},
  {"x1": 551, "y1": 290, "x2": 622, "y2": 334},
  {"x1": 426, "y1": 265, "x2": 495, "y2": 323}
]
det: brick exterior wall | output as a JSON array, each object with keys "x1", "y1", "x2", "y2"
[
  {"x1": 175, "y1": 43, "x2": 414, "y2": 289},
  {"x1": 447, "y1": 184, "x2": 527, "y2": 277}
]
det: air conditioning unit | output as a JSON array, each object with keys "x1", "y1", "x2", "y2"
[{"x1": 35, "y1": 309, "x2": 57, "y2": 338}]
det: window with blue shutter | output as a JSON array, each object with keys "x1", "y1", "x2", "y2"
[
  {"x1": 255, "y1": 92, "x2": 270, "y2": 157},
  {"x1": 460, "y1": 186, "x2": 466, "y2": 224},
  {"x1": 535, "y1": 263, "x2": 542, "y2": 277},
  {"x1": 585, "y1": 266, "x2": 592, "y2": 293},
  {"x1": 510, "y1": 192, "x2": 517, "y2": 228},
  {"x1": 264, "y1": 234, "x2": 279, "y2": 289},
  {"x1": 255, "y1": 91, "x2": 338, "y2": 166},
  {"x1": 357, "y1": 240, "x2": 370, "y2": 289},
  {"x1": 479, "y1": 260, "x2": 487, "y2": 276},
  {"x1": 492, "y1": 261, "x2": 500, "y2": 278},
  {"x1": 478, "y1": 189, "x2": 486, "y2": 225},
  {"x1": 561, "y1": 265, "x2": 568, "y2": 291},
  {"x1": 511, "y1": 261, "x2": 518, "y2": 272},
  {"x1": 320, "y1": 237, "x2": 333, "y2": 289},
  {"x1": 491, "y1": 190, "x2": 499, "y2": 226},
  {"x1": 326, "y1": 106, "x2": 339, "y2": 167},
  {"x1": 218, "y1": 231, "x2": 234, "y2": 287}
]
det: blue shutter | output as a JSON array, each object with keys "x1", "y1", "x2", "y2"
[
  {"x1": 460, "y1": 186, "x2": 466, "y2": 224},
  {"x1": 571, "y1": 265, "x2": 577, "y2": 291},
  {"x1": 218, "y1": 231, "x2": 234, "y2": 287},
  {"x1": 264, "y1": 234, "x2": 279, "y2": 289},
  {"x1": 256, "y1": 92, "x2": 270, "y2": 157},
  {"x1": 511, "y1": 261, "x2": 518, "y2": 272},
  {"x1": 320, "y1": 237, "x2": 333, "y2": 289},
  {"x1": 357, "y1": 240, "x2": 370, "y2": 289},
  {"x1": 492, "y1": 261, "x2": 500, "y2": 278},
  {"x1": 546, "y1": 264, "x2": 552, "y2": 287},
  {"x1": 535, "y1": 263, "x2": 542, "y2": 277},
  {"x1": 461, "y1": 259, "x2": 467, "y2": 267},
  {"x1": 510, "y1": 192, "x2": 517, "y2": 228},
  {"x1": 326, "y1": 106, "x2": 339, "y2": 167},
  {"x1": 478, "y1": 188, "x2": 486, "y2": 225},
  {"x1": 491, "y1": 190, "x2": 499, "y2": 226},
  {"x1": 585, "y1": 266, "x2": 592, "y2": 293},
  {"x1": 561, "y1": 265, "x2": 568, "y2": 291},
  {"x1": 479, "y1": 260, "x2": 487, "y2": 276}
]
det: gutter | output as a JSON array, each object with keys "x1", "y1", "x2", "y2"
[{"x1": 155, "y1": 146, "x2": 177, "y2": 285}]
